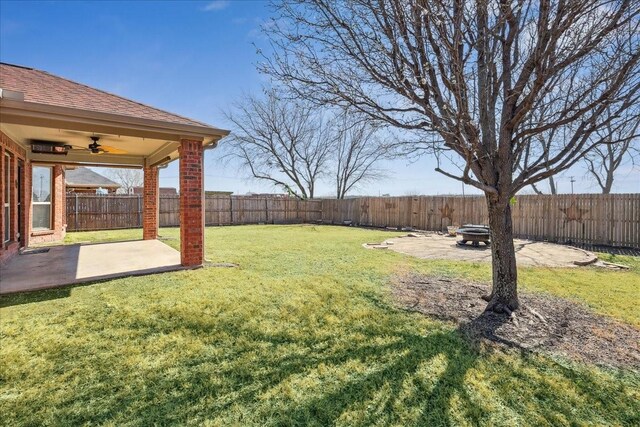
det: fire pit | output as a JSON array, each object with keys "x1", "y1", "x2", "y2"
[{"x1": 457, "y1": 224, "x2": 490, "y2": 247}]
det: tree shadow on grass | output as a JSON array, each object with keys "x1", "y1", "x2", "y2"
[
  {"x1": 0, "y1": 287, "x2": 72, "y2": 308},
  {"x1": 8, "y1": 295, "x2": 639, "y2": 426},
  {"x1": 169, "y1": 307, "x2": 636, "y2": 426},
  {"x1": 277, "y1": 329, "x2": 484, "y2": 426},
  {"x1": 130, "y1": 326, "x2": 485, "y2": 426}
]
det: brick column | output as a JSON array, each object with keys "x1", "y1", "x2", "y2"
[
  {"x1": 143, "y1": 166, "x2": 159, "y2": 240},
  {"x1": 53, "y1": 165, "x2": 65, "y2": 240},
  {"x1": 179, "y1": 139, "x2": 204, "y2": 267}
]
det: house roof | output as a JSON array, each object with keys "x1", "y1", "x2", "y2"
[
  {"x1": 0, "y1": 62, "x2": 208, "y2": 127},
  {"x1": 132, "y1": 186, "x2": 177, "y2": 195},
  {"x1": 65, "y1": 167, "x2": 120, "y2": 189}
]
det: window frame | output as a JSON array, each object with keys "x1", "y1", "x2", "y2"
[
  {"x1": 3, "y1": 152, "x2": 10, "y2": 243},
  {"x1": 31, "y1": 166, "x2": 53, "y2": 231}
]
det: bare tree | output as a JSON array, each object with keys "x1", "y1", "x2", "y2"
[
  {"x1": 583, "y1": 111, "x2": 639, "y2": 193},
  {"x1": 262, "y1": 0, "x2": 640, "y2": 313},
  {"x1": 530, "y1": 177, "x2": 558, "y2": 195},
  {"x1": 529, "y1": 108, "x2": 640, "y2": 194},
  {"x1": 334, "y1": 114, "x2": 389, "y2": 198},
  {"x1": 106, "y1": 168, "x2": 143, "y2": 194},
  {"x1": 527, "y1": 138, "x2": 558, "y2": 195},
  {"x1": 224, "y1": 91, "x2": 332, "y2": 199}
]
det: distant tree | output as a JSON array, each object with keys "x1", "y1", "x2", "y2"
[
  {"x1": 225, "y1": 92, "x2": 390, "y2": 199},
  {"x1": 528, "y1": 108, "x2": 640, "y2": 195},
  {"x1": 334, "y1": 113, "x2": 389, "y2": 199},
  {"x1": 262, "y1": 0, "x2": 640, "y2": 313},
  {"x1": 583, "y1": 111, "x2": 639, "y2": 194},
  {"x1": 527, "y1": 137, "x2": 558, "y2": 195},
  {"x1": 106, "y1": 168, "x2": 143, "y2": 194},
  {"x1": 224, "y1": 90, "x2": 332, "y2": 199},
  {"x1": 530, "y1": 177, "x2": 558, "y2": 195}
]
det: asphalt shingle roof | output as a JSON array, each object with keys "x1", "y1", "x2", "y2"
[
  {"x1": 0, "y1": 62, "x2": 210, "y2": 127},
  {"x1": 65, "y1": 167, "x2": 120, "y2": 188}
]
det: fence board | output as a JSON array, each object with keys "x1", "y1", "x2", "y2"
[
  {"x1": 67, "y1": 194, "x2": 143, "y2": 231},
  {"x1": 319, "y1": 194, "x2": 639, "y2": 248},
  {"x1": 67, "y1": 194, "x2": 322, "y2": 231},
  {"x1": 66, "y1": 193, "x2": 639, "y2": 248}
]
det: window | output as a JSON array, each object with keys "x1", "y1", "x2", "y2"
[
  {"x1": 3, "y1": 153, "x2": 10, "y2": 242},
  {"x1": 32, "y1": 166, "x2": 52, "y2": 230}
]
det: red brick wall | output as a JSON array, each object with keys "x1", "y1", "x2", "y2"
[
  {"x1": 0, "y1": 131, "x2": 28, "y2": 264},
  {"x1": 179, "y1": 139, "x2": 204, "y2": 267},
  {"x1": 142, "y1": 166, "x2": 159, "y2": 240},
  {"x1": 0, "y1": 131, "x2": 27, "y2": 157}
]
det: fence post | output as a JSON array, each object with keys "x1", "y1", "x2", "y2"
[
  {"x1": 229, "y1": 196, "x2": 233, "y2": 225},
  {"x1": 75, "y1": 193, "x2": 79, "y2": 231},
  {"x1": 265, "y1": 197, "x2": 269, "y2": 224},
  {"x1": 138, "y1": 195, "x2": 142, "y2": 228}
]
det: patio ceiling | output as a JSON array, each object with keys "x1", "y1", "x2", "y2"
[
  {"x1": 0, "y1": 99, "x2": 228, "y2": 168},
  {"x1": 0, "y1": 63, "x2": 229, "y2": 167}
]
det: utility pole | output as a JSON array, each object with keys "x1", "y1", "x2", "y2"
[{"x1": 570, "y1": 176, "x2": 576, "y2": 194}]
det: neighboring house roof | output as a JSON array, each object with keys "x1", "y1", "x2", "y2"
[
  {"x1": 65, "y1": 167, "x2": 120, "y2": 189},
  {"x1": 205, "y1": 191, "x2": 234, "y2": 196},
  {"x1": 132, "y1": 187, "x2": 177, "y2": 196},
  {"x1": 0, "y1": 62, "x2": 208, "y2": 127}
]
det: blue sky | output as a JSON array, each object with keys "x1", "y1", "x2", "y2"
[{"x1": 1, "y1": 0, "x2": 638, "y2": 195}]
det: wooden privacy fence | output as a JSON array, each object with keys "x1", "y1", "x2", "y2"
[
  {"x1": 321, "y1": 194, "x2": 640, "y2": 248},
  {"x1": 66, "y1": 194, "x2": 322, "y2": 231},
  {"x1": 158, "y1": 196, "x2": 322, "y2": 226},
  {"x1": 67, "y1": 195, "x2": 143, "y2": 232},
  {"x1": 66, "y1": 193, "x2": 639, "y2": 248}
]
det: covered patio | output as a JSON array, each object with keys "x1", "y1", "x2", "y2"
[
  {"x1": 0, "y1": 240, "x2": 182, "y2": 294},
  {"x1": 0, "y1": 63, "x2": 229, "y2": 293}
]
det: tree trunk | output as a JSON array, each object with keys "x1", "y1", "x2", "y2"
[
  {"x1": 548, "y1": 176, "x2": 557, "y2": 195},
  {"x1": 483, "y1": 195, "x2": 519, "y2": 313},
  {"x1": 603, "y1": 173, "x2": 613, "y2": 194}
]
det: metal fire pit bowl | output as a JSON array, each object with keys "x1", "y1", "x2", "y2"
[{"x1": 456, "y1": 224, "x2": 491, "y2": 247}]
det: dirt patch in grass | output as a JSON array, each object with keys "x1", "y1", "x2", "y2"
[{"x1": 392, "y1": 274, "x2": 640, "y2": 369}]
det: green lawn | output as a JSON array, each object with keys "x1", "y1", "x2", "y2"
[{"x1": 1, "y1": 225, "x2": 638, "y2": 426}]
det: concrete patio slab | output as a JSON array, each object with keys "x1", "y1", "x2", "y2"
[
  {"x1": 0, "y1": 240, "x2": 183, "y2": 294},
  {"x1": 364, "y1": 233, "x2": 597, "y2": 268}
]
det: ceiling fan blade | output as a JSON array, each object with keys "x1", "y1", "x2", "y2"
[{"x1": 100, "y1": 145, "x2": 128, "y2": 154}]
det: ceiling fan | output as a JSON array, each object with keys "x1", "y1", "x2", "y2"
[{"x1": 67, "y1": 136, "x2": 128, "y2": 155}]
